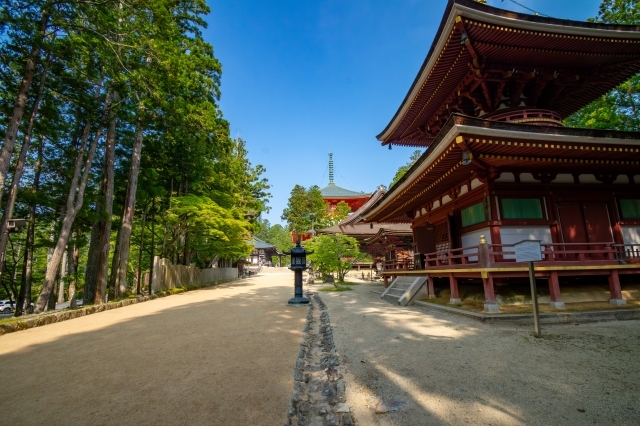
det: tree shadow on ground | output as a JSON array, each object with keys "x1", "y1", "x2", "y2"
[{"x1": 319, "y1": 283, "x2": 640, "y2": 426}]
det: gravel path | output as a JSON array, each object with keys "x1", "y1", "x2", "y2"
[
  {"x1": 312, "y1": 280, "x2": 640, "y2": 426},
  {"x1": 0, "y1": 273, "x2": 305, "y2": 425}
]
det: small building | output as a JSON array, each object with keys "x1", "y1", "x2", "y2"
[
  {"x1": 361, "y1": 0, "x2": 640, "y2": 310},
  {"x1": 247, "y1": 237, "x2": 286, "y2": 267}
]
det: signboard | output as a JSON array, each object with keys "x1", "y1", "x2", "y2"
[{"x1": 514, "y1": 240, "x2": 542, "y2": 263}]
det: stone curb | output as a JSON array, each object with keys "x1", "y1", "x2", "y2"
[
  {"x1": 285, "y1": 292, "x2": 356, "y2": 426},
  {"x1": 413, "y1": 300, "x2": 640, "y2": 324},
  {"x1": 0, "y1": 279, "x2": 237, "y2": 336}
]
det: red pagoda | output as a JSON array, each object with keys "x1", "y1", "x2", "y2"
[
  {"x1": 320, "y1": 152, "x2": 370, "y2": 211},
  {"x1": 361, "y1": 0, "x2": 640, "y2": 311}
]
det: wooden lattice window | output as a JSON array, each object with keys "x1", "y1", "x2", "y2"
[
  {"x1": 620, "y1": 199, "x2": 640, "y2": 219},
  {"x1": 501, "y1": 198, "x2": 543, "y2": 219}
]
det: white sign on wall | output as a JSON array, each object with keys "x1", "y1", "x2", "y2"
[{"x1": 514, "y1": 240, "x2": 542, "y2": 263}]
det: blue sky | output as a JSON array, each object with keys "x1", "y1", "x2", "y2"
[{"x1": 204, "y1": 0, "x2": 603, "y2": 226}]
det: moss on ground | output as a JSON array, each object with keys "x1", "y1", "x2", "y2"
[{"x1": 318, "y1": 286, "x2": 353, "y2": 292}]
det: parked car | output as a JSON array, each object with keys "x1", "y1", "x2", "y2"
[
  {"x1": 0, "y1": 300, "x2": 34, "y2": 314},
  {"x1": 0, "y1": 300, "x2": 15, "y2": 314}
]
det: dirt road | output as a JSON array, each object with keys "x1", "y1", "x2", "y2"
[
  {"x1": 0, "y1": 273, "x2": 304, "y2": 426},
  {"x1": 312, "y1": 280, "x2": 640, "y2": 426}
]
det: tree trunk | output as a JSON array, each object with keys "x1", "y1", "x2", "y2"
[
  {"x1": 149, "y1": 198, "x2": 155, "y2": 295},
  {"x1": 83, "y1": 217, "x2": 102, "y2": 304},
  {"x1": 67, "y1": 232, "x2": 78, "y2": 308},
  {"x1": 0, "y1": 64, "x2": 47, "y2": 283},
  {"x1": 34, "y1": 90, "x2": 111, "y2": 313},
  {"x1": 136, "y1": 207, "x2": 146, "y2": 295},
  {"x1": 109, "y1": 120, "x2": 144, "y2": 299},
  {"x1": 0, "y1": 11, "x2": 49, "y2": 202},
  {"x1": 94, "y1": 105, "x2": 117, "y2": 304},
  {"x1": 58, "y1": 249, "x2": 68, "y2": 304},
  {"x1": 14, "y1": 137, "x2": 44, "y2": 317}
]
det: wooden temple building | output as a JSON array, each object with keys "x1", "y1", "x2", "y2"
[
  {"x1": 361, "y1": 0, "x2": 640, "y2": 311},
  {"x1": 317, "y1": 185, "x2": 413, "y2": 270}
]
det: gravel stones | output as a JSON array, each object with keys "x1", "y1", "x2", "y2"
[{"x1": 286, "y1": 293, "x2": 356, "y2": 426}]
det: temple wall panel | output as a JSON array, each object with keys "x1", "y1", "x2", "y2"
[
  {"x1": 519, "y1": 173, "x2": 538, "y2": 183},
  {"x1": 551, "y1": 174, "x2": 574, "y2": 184},
  {"x1": 622, "y1": 226, "x2": 640, "y2": 245},
  {"x1": 470, "y1": 178, "x2": 483, "y2": 189},
  {"x1": 461, "y1": 228, "x2": 492, "y2": 261},
  {"x1": 499, "y1": 227, "x2": 552, "y2": 259}
]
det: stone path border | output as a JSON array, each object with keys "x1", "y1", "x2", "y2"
[
  {"x1": 0, "y1": 279, "x2": 236, "y2": 336},
  {"x1": 414, "y1": 300, "x2": 640, "y2": 324},
  {"x1": 286, "y1": 292, "x2": 355, "y2": 426}
]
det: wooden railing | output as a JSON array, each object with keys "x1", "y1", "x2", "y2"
[
  {"x1": 382, "y1": 241, "x2": 640, "y2": 271},
  {"x1": 613, "y1": 244, "x2": 640, "y2": 262}
]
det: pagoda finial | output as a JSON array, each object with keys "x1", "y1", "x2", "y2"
[
  {"x1": 329, "y1": 152, "x2": 334, "y2": 184},
  {"x1": 476, "y1": 0, "x2": 487, "y2": 4}
]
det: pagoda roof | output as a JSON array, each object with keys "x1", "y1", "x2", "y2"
[
  {"x1": 319, "y1": 183, "x2": 369, "y2": 198},
  {"x1": 364, "y1": 113, "x2": 640, "y2": 222},
  {"x1": 378, "y1": 0, "x2": 640, "y2": 147}
]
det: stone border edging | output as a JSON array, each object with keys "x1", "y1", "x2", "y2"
[
  {"x1": 0, "y1": 279, "x2": 237, "y2": 336},
  {"x1": 286, "y1": 292, "x2": 355, "y2": 426},
  {"x1": 413, "y1": 300, "x2": 640, "y2": 324}
]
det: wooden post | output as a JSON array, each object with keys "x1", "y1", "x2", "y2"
[
  {"x1": 478, "y1": 235, "x2": 490, "y2": 267},
  {"x1": 529, "y1": 261, "x2": 541, "y2": 337},
  {"x1": 548, "y1": 271, "x2": 565, "y2": 308},
  {"x1": 427, "y1": 275, "x2": 435, "y2": 299},
  {"x1": 383, "y1": 275, "x2": 389, "y2": 288},
  {"x1": 482, "y1": 272, "x2": 499, "y2": 312},
  {"x1": 448, "y1": 273, "x2": 460, "y2": 304},
  {"x1": 608, "y1": 270, "x2": 626, "y2": 305}
]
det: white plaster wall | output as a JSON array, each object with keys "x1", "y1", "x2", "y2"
[
  {"x1": 499, "y1": 226, "x2": 552, "y2": 259},
  {"x1": 613, "y1": 175, "x2": 629, "y2": 184},
  {"x1": 552, "y1": 174, "x2": 574, "y2": 184},
  {"x1": 622, "y1": 226, "x2": 640, "y2": 245},
  {"x1": 494, "y1": 172, "x2": 515, "y2": 183},
  {"x1": 432, "y1": 200, "x2": 440, "y2": 209},
  {"x1": 461, "y1": 228, "x2": 492, "y2": 261},
  {"x1": 442, "y1": 195, "x2": 452, "y2": 205},
  {"x1": 579, "y1": 174, "x2": 599, "y2": 184},
  {"x1": 519, "y1": 173, "x2": 537, "y2": 183},
  {"x1": 470, "y1": 178, "x2": 483, "y2": 189},
  {"x1": 459, "y1": 184, "x2": 468, "y2": 195}
]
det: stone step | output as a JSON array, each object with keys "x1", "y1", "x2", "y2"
[{"x1": 387, "y1": 288, "x2": 406, "y2": 296}]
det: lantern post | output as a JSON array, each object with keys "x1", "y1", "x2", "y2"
[{"x1": 284, "y1": 238, "x2": 312, "y2": 305}]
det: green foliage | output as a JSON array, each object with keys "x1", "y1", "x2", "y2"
[
  {"x1": 305, "y1": 234, "x2": 363, "y2": 283},
  {"x1": 165, "y1": 195, "x2": 253, "y2": 265},
  {"x1": 390, "y1": 150, "x2": 423, "y2": 188},
  {"x1": 281, "y1": 186, "x2": 350, "y2": 233},
  {"x1": 566, "y1": 0, "x2": 640, "y2": 131}
]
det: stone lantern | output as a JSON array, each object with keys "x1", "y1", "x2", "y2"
[{"x1": 284, "y1": 241, "x2": 312, "y2": 305}]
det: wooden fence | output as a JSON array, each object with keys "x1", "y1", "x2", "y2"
[{"x1": 151, "y1": 257, "x2": 238, "y2": 292}]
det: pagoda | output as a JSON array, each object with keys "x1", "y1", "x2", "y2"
[
  {"x1": 361, "y1": 0, "x2": 640, "y2": 311},
  {"x1": 320, "y1": 153, "x2": 370, "y2": 212}
]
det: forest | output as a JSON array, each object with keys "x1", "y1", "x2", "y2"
[{"x1": 0, "y1": 0, "x2": 270, "y2": 314}]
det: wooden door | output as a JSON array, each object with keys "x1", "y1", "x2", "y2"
[
  {"x1": 583, "y1": 202, "x2": 613, "y2": 260},
  {"x1": 558, "y1": 201, "x2": 587, "y2": 260}
]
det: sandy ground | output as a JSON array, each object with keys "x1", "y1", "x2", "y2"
[
  {"x1": 311, "y1": 280, "x2": 640, "y2": 426},
  {"x1": 0, "y1": 273, "x2": 304, "y2": 426}
]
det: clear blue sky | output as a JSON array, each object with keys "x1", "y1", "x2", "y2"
[{"x1": 204, "y1": 0, "x2": 603, "y2": 226}]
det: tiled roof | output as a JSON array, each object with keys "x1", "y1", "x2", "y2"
[
  {"x1": 248, "y1": 237, "x2": 274, "y2": 250},
  {"x1": 320, "y1": 183, "x2": 369, "y2": 198}
]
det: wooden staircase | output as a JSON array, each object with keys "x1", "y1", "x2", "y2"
[{"x1": 381, "y1": 276, "x2": 429, "y2": 306}]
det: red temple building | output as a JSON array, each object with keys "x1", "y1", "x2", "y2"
[
  {"x1": 320, "y1": 153, "x2": 370, "y2": 211},
  {"x1": 361, "y1": 0, "x2": 640, "y2": 311}
]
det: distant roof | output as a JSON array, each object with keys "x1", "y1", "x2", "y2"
[
  {"x1": 320, "y1": 183, "x2": 369, "y2": 198},
  {"x1": 248, "y1": 237, "x2": 274, "y2": 250}
]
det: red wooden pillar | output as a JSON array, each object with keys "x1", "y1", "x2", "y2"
[
  {"x1": 427, "y1": 275, "x2": 435, "y2": 299},
  {"x1": 608, "y1": 270, "x2": 626, "y2": 305},
  {"x1": 449, "y1": 273, "x2": 461, "y2": 304},
  {"x1": 548, "y1": 271, "x2": 565, "y2": 309},
  {"x1": 383, "y1": 275, "x2": 389, "y2": 288},
  {"x1": 482, "y1": 273, "x2": 499, "y2": 312}
]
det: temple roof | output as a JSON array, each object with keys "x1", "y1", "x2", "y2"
[
  {"x1": 364, "y1": 113, "x2": 640, "y2": 222},
  {"x1": 248, "y1": 237, "x2": 275, "y2": 250},
  {"x1": 378, "y1": 0, "x2": 640, "y2": 147},
  {"x1": 319, "y1": 183, "x2": 369, "y2": 198}
]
